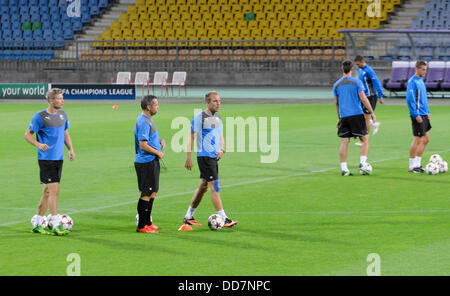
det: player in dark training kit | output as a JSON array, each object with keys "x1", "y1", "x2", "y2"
[
  {"x1": 180, "y1": 91, "x2": 238, "y2": 231},
  {"x1": 24, "y1": 88, "x2": 75, "y2": 236},
  {"x1": 134, "y1": 95, "x2": 166, "y2": 233},
  {"x1": 333, "y1": 60, "x2": 377, "y2": 176}
]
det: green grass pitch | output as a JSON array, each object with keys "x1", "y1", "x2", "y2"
[{"x1": 0, "y1": 102, "x2": 449, "y2": 275}]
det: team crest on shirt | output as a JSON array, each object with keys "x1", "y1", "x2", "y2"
[{"x1": 59, "y1": 114, "x2": 65, "y2": 120}]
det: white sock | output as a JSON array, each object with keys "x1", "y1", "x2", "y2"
[
  {"x1": 369, "y1": 119, "x2": 374, "y2": 126},
  {"x1": 340, "y1": 162, "x2": 348, "y2": 172},
  {"x1": 409, "y1": 158, "x2": 415, "y2": 170},
  {"x1": 217, "y1": 210, "x2": 227, "y2": 220},
  {"x1": 360, "y1": 156, "x2": 367, "y2": 165},
  {"x1": 34, "y1": 215, "x2": 43, "y2": 227},
  {"x1": 51, "y1": 215, "x2": 60, "y2": 228},
  {"x1": 415, "y1": 156, "x2": 422, "y2": 168},
  {"x1": 184, "y1": 206, "x2": 196, "y2": 219}
]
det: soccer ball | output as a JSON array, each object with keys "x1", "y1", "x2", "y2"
[
  {"x1": 438, "y1": 160, "x2": 448, "y2": 173},
  {"x1": 425, "y1": 162, "x2": 439, "y2": 175},
  {"x1": 359, "y1": 162, "x2": 373, "y2": 175},
  {"x1": 60, "y1": 214, "x2": 73, "y2": 231},
  {"x1": 30, "y1": 214, "x2": 49, "y2": 228},
  {"x1": 207, "y1": 214, "x2": 225, "y2": 231},
  {"x1": 429, "y1": 154, "x2": 443, "y2": 164}
]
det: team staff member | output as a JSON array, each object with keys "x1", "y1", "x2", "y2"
[
  {"x1": 134, "y1": 95, "x2": 165, "y2": 233},
  {"x1": 406, "y1": 61, "x2": 431, "y2": 173},
  {"x1": 333, "y1": 60, "x2": 376, "y2": 176},
  {"x1": 25, "y1": 88, "x2": 75, "y2": 236},
  {"x1": 180, "y1": 91, "x2": 238, "y2": 231}
]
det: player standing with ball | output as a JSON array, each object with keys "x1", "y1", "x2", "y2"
[{"x1": 24, "y1": 88, "x2": 75, "y2": 236}]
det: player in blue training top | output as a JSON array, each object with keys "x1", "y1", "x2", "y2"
[
  {"x1": 354, "y1": 55, "x2": 384, "y2": 142},
  {"x1": 180, "y1": 91, "x2": 238, "y2": 230},
  {"x1": 24, "y1": 88, "x2": 75, "y2": 236},
  {"x1": 406, "y1": 61, "x2": 431, "y2": 173},
  {"x1": 333, "y1": 60, "x2": 377, "y2": 176},
  {"x1": 134, "y1": 95, "x2": 166, "y2": 233}
]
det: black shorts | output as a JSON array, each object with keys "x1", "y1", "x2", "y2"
[
  {"x1": 38, "y1": 160, "x2": 63, "y2": 184},
  {"x1": 362, "y1": 95, "x2": 378, "y2": 114},
  {"x1": 135, "y1": 159, "x2": 160, "y2": 196},
  {"x1": 338, "y1": 114, "x2": 368, "y2": 138},
  {"x1": 197, "y1": 156, "x2": 219, "y2": 182},
  {"x1": 411, "y1": 115, "x2": 432, "y2": 137}
]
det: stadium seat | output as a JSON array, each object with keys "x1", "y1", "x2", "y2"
[
  {"x1": 166, "y1": 71, "x2": 187, "y2": 97},
  {"x1": 113, "y1": 71, "x2": 131, "y2": 84},
  {"x1": 424, "y1": 61, "x2": 446, "y2": 91},
  {"x1": 383, "y1": 61, "x2": 411, "y2": 92},
  {"x1": 440, "y1": 62, "x2": 450, "y2": 90},
  {"x1": 148, "y1": 71, "x2": 168, "y2": 96},
  {"x1": 134, "y1": 71, "x2": 150, "y2": 87}
]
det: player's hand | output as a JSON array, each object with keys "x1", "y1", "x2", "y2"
[
  {"x1": 216, "y1": 151, "x2": 224, "y2": 160},
  {"x1": 157, "y1": 151, "x2": 164, "y2": 159},
  {"x1": 68, "y1": 150, "x2": 75, "y2": 161},
  {"x1": 416, "y1": 116, "x2": 423, "y2": 123},
  {"x1": 38, "y1": 143, "x2": 50, "y2": 151},
  {"x1": 160, "y1": 139, "x2": 166, "y2": 150},
  {"x1": 427, "y1": 114, "x2": 431, "y2": 121},
  {"x1": 185, "y1": 158, "x2": 192, "y2": 170},
  {"x1": 336, "y1": 119, "x2": 340, "y2": 128},
  {"x1": 379, "y1": 97, "x2": 384, "y2": 104}
]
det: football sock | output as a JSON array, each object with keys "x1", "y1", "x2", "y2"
[
  {"x1": 147, "y1": 198, "x2": 154, "y2": 225},
  {"x1": 370, "y1": 119, "x2": 374, "y2": 126},
  {"x1": 137, "y1": 198, "x2": 149, "y2": 229},
  {"x1": 340, "y1": 162, "x2": 348, "y2": 172},
  {"x1": 184, "y1": 206, "x2": 196, "y2": 219},
  {"x1": 51, "y1": 214, "x2": 60, "y2": 228},
  {"x1": 217, "y1": 210, "x2": 227, "y2": 220},
  {"x1": 415, "y1": 156, "x2": 422, "y2": 168},
  {"x1": 34, "y1": 215, "x2": 43, "y2": 227},
  {"x1": 409, "y1": 158, "x2": 415, "y2": 170},
  {"x1": 360, "y1": 156, "x2": 367, "y2": 165}
]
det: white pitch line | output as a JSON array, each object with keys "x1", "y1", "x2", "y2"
[{"x1": 1, "y1": 149, "x2": 449, "y2": 227}]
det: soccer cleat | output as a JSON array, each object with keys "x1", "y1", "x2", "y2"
[
  {"x1": 148, "y1": 223, "x2": 158, "y2": 230},
  {"x1": 31, "y1": 225, "x2": 49, "y2": 235},
  {"x1": 359, "y1": 163, "x2": 372, "y2": 175},
  {"x1": 137, "y1": 225, "x2": 159, "y2": 233},
  {"x1": 51, "y1": 225, "x2": 69, "y2": 236},
  {"x1": 183, "y1": 217, "x2": 202, "y2": 226},
  {"x1": 223, "y1": 218, "x2": 238, "y2": 227},
  {"x1": 178, "y1": 223, "x2": 193, "y2": 231},
  {"x1": 341, "y1": 170, "x2": 353, "y2": 176},
  {"x1": 372, "y1": 121, "x2": 381, "y2": 135},
  {"x1": 354, "y1": 141, "x2": 363, "y2": 147},
  {"x1": 411, "y1": 166, "x2": 425, "y2": 173}
]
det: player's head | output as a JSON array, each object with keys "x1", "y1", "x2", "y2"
[
  {"x1": 342, "y1": 60, "x2": 353, "y2": 75},
  {"x1": 415, "y1": 60, "x2": 427, "y2": 78},
  {"x1": 354, "y1": 55, "x2": 366, "y2": 68},
  {"x1": 45, "y1": 88, "x2": 63, "y2": 109},
  {"x1": 205, "y1": 91, "x2": 220, "y2": 114},
  {"x1": 141, "y1": 95, "x2": 159, "y2": 115}
]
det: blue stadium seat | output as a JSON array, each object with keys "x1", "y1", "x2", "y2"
[
  {"x1": 19, "y1": 0, "x2": 27, "y2": 6},
  {"x1": 99, "y1": 0, "x2": 108, "y2": 8},
  {"x1": 44, "y1": 49, "x2": 54, "y2": 60},
  {"x1": 29, "y1": 0, "x2": 38, "y2": 6},
  {"x1": 10, "y1": 0, "x2": 19, "y2": 7},
  {"x1": 12, "y1": 49, "x2": 22, "y2": 60},
  {"x1": 32, "y1": 49, "x2": 43, "y2": 60},
  {"x1": 21, "y1": 14, "x2": 31, "y2": 23},
  {"x1": 48, "y1": 0, "x2": 57, "y2": 6},
  {"x1": 38, "y1": 0, "x2": 48, "y2": 7},
  {"x1": 10, "y1": 6, "x2": 19, "y2": 14},
  {"x1": 0, "y1": 0, "x2": 8, "y2": 6},
  {"x1": 29, "y1": 5, "x2": 38, "y2": 15},
  {"x1": 63, "y1": 29, "x2": 73, "y2": 39},
  {"x1": 90, "y1": 5, "x2": 99, "y2": 16},
  {"x1": 1, "y1": 6, "x2": 8, "y2": 14}
]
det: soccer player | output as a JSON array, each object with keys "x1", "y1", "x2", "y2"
[
  {"x1": 333, "y1": 60, "x2": 377, "y2": 176},
  {"x1": 354, "y1": 55, "x2": 383, "y2": 146},
  {"x1": 134, "y1": 95, "x2": 165, "y2": 233},
  {"x1": 24, "y1": 88, "x2": 75, "y2": 236},
  {"x1": 180, "y1": 91, "x2": 238, "y2": 231},
  {"x1": 406, "y1": 61, "x2": 430, "y2": 173}
]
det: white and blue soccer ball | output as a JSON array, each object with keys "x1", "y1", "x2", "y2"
[
  {"x1": 429, "y1": 154, "x2": 443, "y2": 164},
  {"x1": 30, "y1": 214, "x2": 49, "y2": 229},
  {"x1": 359, "y1": 162, "x2": 373, "y2": 175},
  {"x1": 425, "y1": 162, "x2": 439, "y2": 175},
  {"x1": 438, "y1": 160, "x2": 448, "y2": 173},
  {"x1": 207, "y1": 214, "x2": 225, "y2": 231}
]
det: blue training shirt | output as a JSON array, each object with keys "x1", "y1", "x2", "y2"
[
  {"x1": 333, "y1": 76, "x2": 365, "y2": 118},
  {"x1": 28, "y1": 109, "x2": 69, "y2": 160},
  {"x1": 406, "y1": 75, "x2": 430, "y2": 119},
  {"x1": 134, "y1": 113, "x2": 161, "y2": 163},
  {"x1": 358, "y1": 64, "x2": 384, "y2": 98},
  {"x1": 191, "y1": 111, "x2": 223, "y2": 158}
]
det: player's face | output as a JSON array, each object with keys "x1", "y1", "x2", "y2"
[
  {"x1": 416, "y1": 66, "x2": 427, "y2": 78},
  {"x1": 207, "y1": 94, "x2": 221, "y2": 113},
  {"x1": 355, "y1": 61, "x2": 365, "y2": 69},
  {"x1": 149, "y1": 99, "x2": 159, "y2": 115},
  {"x1": 50, "y1": 93, "x2": 64, "y2": 109}
]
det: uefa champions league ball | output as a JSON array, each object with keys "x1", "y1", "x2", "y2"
[
  {"x1": 429, "y1": 154, "x2": 443, "y2": 164},
  {"x1": 60, "y1": 214, "x2": 73, "y2": 231},
  {"x1": 207, "y1": 214, "x2": 225, "y2": 231},
  {"x1": 425, "y1": 162, "x2": 439, "y2": 175},
  {"x1": 30, "y1": 214, "x2": 49, "y2": 229},
  {"x1": 359, "y1": 162, "x2": 373, "y2": 175},
  {"x1": 438, "y1": 160, "x2": 448, "y2": 173}
]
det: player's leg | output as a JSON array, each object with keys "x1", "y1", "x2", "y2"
[
  {"x1": 47, "y1": 182, "x2": 68, "y2": 235},
  {"x1": 409, "y1": 117, "x2": 428, "y2": 172},
  {"x1": 358, "y1": 135, "x2": 372, "y2": 174},
  {"x1": 32, "y1": 185, "x2": 50, "y2": 234},
  {"x1": 183, "y1": 179, "x2": 208, "y2": 225},
  {"x1": 135, "y1": 161, "x2": 159, "y2": 233},
  {"x1": 339, "y1": 137, "x2": 352, "y2": 175},
  {"x1": 208, "y1": 180, "x2": 238, "y2": 227}
]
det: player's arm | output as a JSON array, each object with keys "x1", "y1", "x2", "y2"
[
  {"x1": 334, "y1": 96, "x2": 340, "y2": 127},
  {"x1": 359, "y1": 91, "x2": 376, "y2": 123},
  {"x1": 406, "y1": 83, "x2": 421, "y2": 122},
  {"x1": 24, "y1": 128, "x2": 50, "y2": 151},
  {"x1": 140, "y1": 140, "x2": 164, "y2": 159},
  {"x1": 160, "y1": 138, "x2": 166, "y2": 150},
  {"x1": 185, "y1": 130, "x2": 195, "y2": 170},
  {"x1": 368, "y1": 68, "x2": 385, "y2": 103},
  {"x1": 64, "y1": 130, "x2": 75, "y2": 161},
  {"x1": 216, "y1": 131, "x2": 225, "y2": 160}
]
